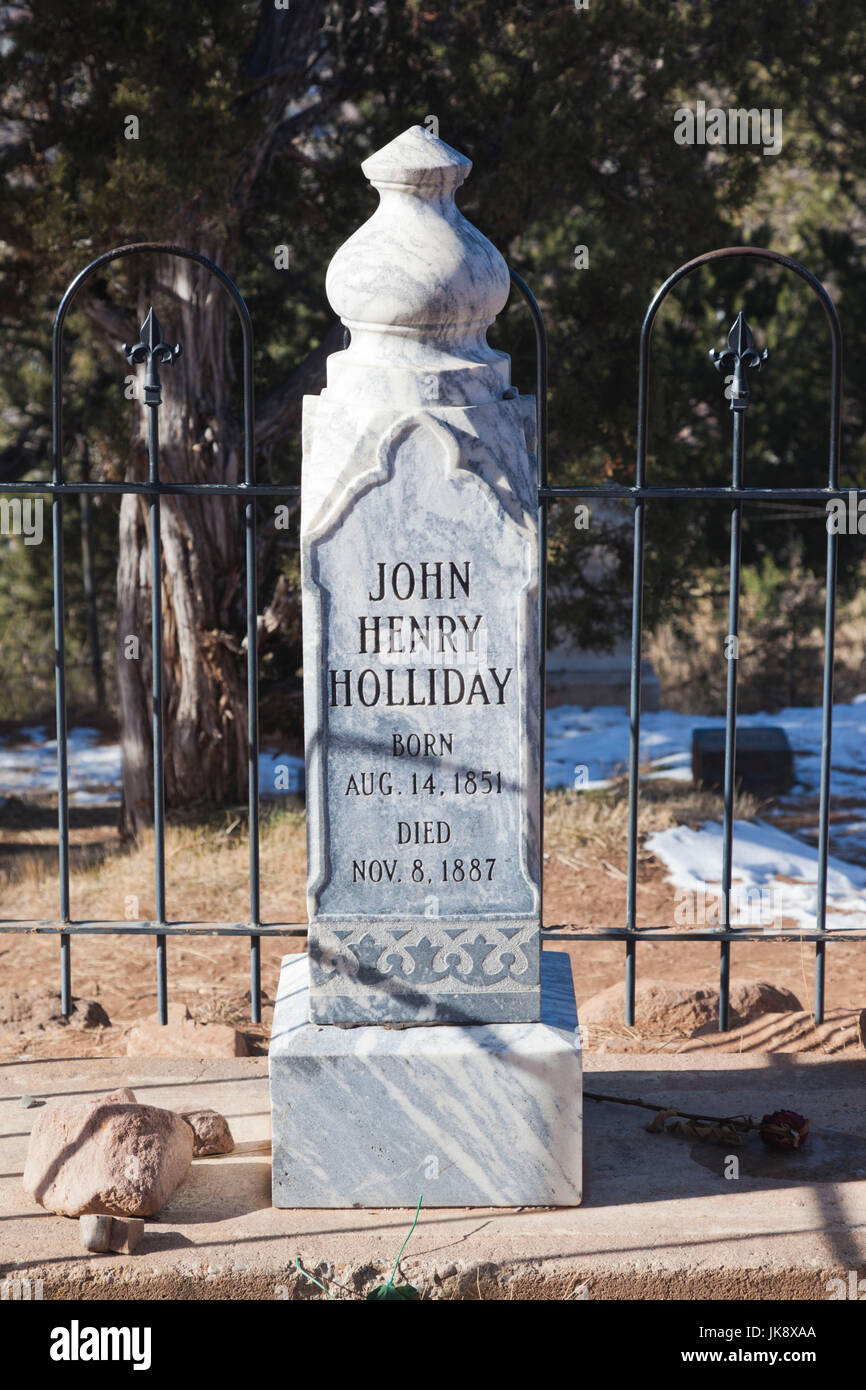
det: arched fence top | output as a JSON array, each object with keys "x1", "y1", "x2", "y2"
[
  {"x1": 52, "y1": 242, "x2": 255, "y2": 486},
  {"x1": 636, "y1": 245, "x2": 843, "y2": 490}
]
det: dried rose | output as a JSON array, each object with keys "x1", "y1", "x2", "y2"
[{"x1": 759, "y1": 1109, "x2": 809, "y2": 1150}]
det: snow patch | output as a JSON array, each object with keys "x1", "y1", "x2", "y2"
[{"x1": 646, "y1": 818, "x2": 866, "y2": 931}]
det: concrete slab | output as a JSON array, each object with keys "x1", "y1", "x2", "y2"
[{"x1": 2, "y1": 1051, "x2": 865, "y2": 1299}]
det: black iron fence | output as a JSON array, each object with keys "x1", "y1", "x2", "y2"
[{"x1": 0, "y1": 243, "x2": 863, "y2": 1032}]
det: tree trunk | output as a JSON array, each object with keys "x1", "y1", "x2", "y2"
[{"x1": 116, "y1": 252, "x2": 249, "y2": 836}]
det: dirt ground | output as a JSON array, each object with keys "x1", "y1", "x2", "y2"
[{"x1": 1, "y1": 786, "x2": 864, "y2": 1062}]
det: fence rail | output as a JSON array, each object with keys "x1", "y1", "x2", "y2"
[{"x1": 1, "y1": 242, "x2": 864, "y2": 1035}]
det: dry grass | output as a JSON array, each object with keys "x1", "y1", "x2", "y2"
[
  {"x1": 0, "y1": 783, "x2": 758, "y2": 925},
  {"x1": 0, "y1": 802, "x2": 308, "y2": 925},
  {"x1": 544, "y1": 779, "x2": 761, "y2": 866}
]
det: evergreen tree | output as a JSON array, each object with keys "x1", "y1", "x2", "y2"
[{"x1": 0, "y1": 1, "x2": 864, "y2": 827}]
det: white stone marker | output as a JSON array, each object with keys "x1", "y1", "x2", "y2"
[
  {"x1": 270, "y1": 127, "x2": 581, "y2": 1206},
  {"x1": 302, "y1": 124, "x2": 540, "y2": 1025}
]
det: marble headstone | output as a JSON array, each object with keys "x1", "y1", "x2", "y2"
[
  {"x1": 270, "y1": 127, "x2": 582, "y2": 1209},
  {"x1": 301, "y1": 125, "x2": 541, "y2": 1024}
]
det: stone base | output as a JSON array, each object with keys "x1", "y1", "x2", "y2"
[{"x1": 269, "y1": 950, "x2": 582, "y2": 1208}]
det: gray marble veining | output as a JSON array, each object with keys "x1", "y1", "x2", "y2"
[{"x1": 270, "y1": 950, "x2": 582, "y2": 1208}]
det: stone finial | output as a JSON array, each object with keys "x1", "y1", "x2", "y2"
[
  {"x1": 324, "y1": 125, "x2": 512, "y2": 406},
  {"x1": 361, "y1": 123, "x2": 472, "y2": 191}
]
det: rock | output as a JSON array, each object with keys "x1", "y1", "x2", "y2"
[
  {"x1": 24, "y1": 1090, "x2": 193, "y2": 1217},
  {"x1": 68, "y1": 998, "x2": 112, "y2": 1029},
  {"x1": 579, "y1": 979, "x2": 803, "y2": 1041},
  {"x1": 109, "y1": 1217, "x2": 144, "y2": 1253},
  {"x1": 19, "y1": 1095, "x2": 43, "y2": 1109},
  {"x1": 126, "y1": 1008, "x2": 248, "y2": 1059},
  {"x1": 0, "y1": 989, "x2": 110, "y2": 1031},
  {"x1": 730, "y1": 982, "x2": 803, "y2": 1022},
  {"x1": 177, "y1": 1107, "x2": 235, "y2": 1157},
  {"x1": 80, "y1": 1214, "x2": 112, "y2": 1252},
  {"x1": 162, "y1": 1002, "x2": 193, "y2": 1025},
  {"x1": 80, "y1": 1214, "x2": 145, "y2": 1254},
  {"x1": 579, "y1": 981, "x2": 717, "y2": 1038}
]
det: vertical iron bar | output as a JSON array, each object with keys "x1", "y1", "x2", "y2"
[
  {"x1": 625, "y1": 499, "x2": 645, "y2": 938},
  {"x1": 538, "y1": 505, "x2": 547, "y2": 926},
  {"x1": 123, "y1": 305, "x2": 181, "y2": 1028},
  {"x1": 719, "y1": 931, "x2": 731, "y2": 1032},
  {"x1": 244, "y1": 350, "x2": 261, "y2": 1023},
  {"x1": 625, "y1": 937, "x2": 636, "y2": 1028},
  {"x1": 815, "y1": 426, "x2": 841, "y2": 1024},
  {"x1": 718, "y1": 947, "x2": 731, "y2": 1032},
  {"x1": 156, "y1": 931, "x2": 167, "y2": 1023},
  {"x1": 625, "y1": 307, "x2": 652, "y2": 1029},
  {"x1": 814, "y1": 938, "x2": 826, "y2": 1023},
  {"x1": 60, "y1": 931, "x2": 71, "y2": 1016},
  {"x1": 52, "y1": 316, "x2": 71, "y2": 1014},
  {"x1": 535, "y1": 295, "x2": 548, "y2": 928},
  {"x1": 814, "y1": 528, "x2": 837, "y2": 1024},
  {"x1": 719, "y1": 409, "x2": 745, "y2": 1032},
  {"x1": 54, "y1": 498, "x2": 71, "y2": 1014},
  {"x1": 148, "y1": 392, "x2": 168, "y2": 1024},
  {"x1": 250, "y1": 933, "x2": 261, "y2": 1024},
  {"x1": 80, "y1": 443, "x2": 106, "y2": 708},
  {"x1": 625, "y1": 336, "x2": 648, "y2": 1029},
  {"x1": 625, "y1": 499, "x2": 644, "y2": 1027}
]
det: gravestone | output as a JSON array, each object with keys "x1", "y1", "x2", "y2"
[
  {"x1": 692, "y1": 726, "x2": 794, "y2": 794},
  {"x1": 269, "y1": 127, "x2": 582, "y2": 1207},
  {"x1": 301, "y1": 125, "x2": 540, "y2": 1025}
]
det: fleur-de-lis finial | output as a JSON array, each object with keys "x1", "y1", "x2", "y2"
[
  {"x1": 123, "y1": 307, "x2": 182, "y2": 406},
  {"x1": 709, "y1": 311, "x2": 769, "y2": 411}
]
